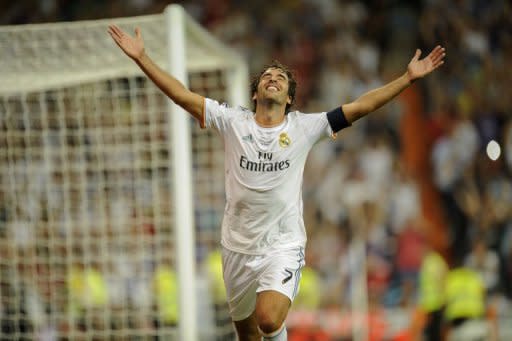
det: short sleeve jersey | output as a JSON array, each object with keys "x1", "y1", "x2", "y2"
[{"x1": 204, "y1": 98, "x2": 335, "y2": 254}]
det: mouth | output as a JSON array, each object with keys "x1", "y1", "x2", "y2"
[{"x1": 266, "y1": 84, "x2": 280, "y2": 92}]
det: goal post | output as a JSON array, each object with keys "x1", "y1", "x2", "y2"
[
  {"x1": 0, "y1": 4, "x2": 248, "y2": 341},
  {"x1": 165, "y1": 5, "x2": 196, "y2": 341}
]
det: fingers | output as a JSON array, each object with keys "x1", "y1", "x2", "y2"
[
  {"x1": 429, "y1": 45, "x2": 446, "y2": 67},
  {"x1": 412, "y1": 49, "x2": 422, "y2": 62},
  {"x1": 108, "y1": 24, "x2": 124, "y2": 40},
  {"x1": 429, "y1": 45, "x2": 445, "y2": 60},
  {"x1": 135, "y1": 27, "x2": 142, "y2": 39},
  {"x1": 108, "y1": 26, "x2": 125, "y2": 48}
]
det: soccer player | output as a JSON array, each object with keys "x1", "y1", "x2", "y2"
[{"x1": 108, "y1": 24, "x2": 445, "y2": 341}]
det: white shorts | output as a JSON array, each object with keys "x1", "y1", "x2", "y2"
[{"x1": 221, "y1": 246, "x2": 305, "y2": 321}]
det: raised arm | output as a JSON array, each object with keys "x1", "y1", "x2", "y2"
[
  {"x1": 108, "y1": 24, "x2": 204, "y2": 124},
  {"x1": 342, "y1": 46, "x2": 446, "y2": 123}
]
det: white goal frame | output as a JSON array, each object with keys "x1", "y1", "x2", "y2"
[
  {"x1": 164, "y1": 6, "x2": 248, "y2": 341},
  {"x1": 0, "y1": 4, "x2": 249, "y2": 341}
]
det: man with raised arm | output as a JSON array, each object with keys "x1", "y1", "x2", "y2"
[{"x1": 108, "y1": 24, "x2": 445, "y2": 341}]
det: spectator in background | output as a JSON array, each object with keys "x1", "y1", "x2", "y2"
[
  {"x1": 389, "y1": 161, "x2": 421, "y2": 235},
  {"x1": 293, "y1": 267, "x2": 320, "y2": 312},
  {"x1": 431, "y1": 114, "x2": 475, "y2": 261},
  {"x1": 444, "y1": 259, "x2": 498, "y2": 341},
  {"x1": 205, "y1": 249, "x2": 236, "y2": 341},
  {"x1": 68, "y1": 258, "x2": 109, "y2": 333},
  {"x1": 395, "y1": 214, "x2": 426, "y2": 308},
  {"x1": 465, "y1": 238, "x2": 501, "y2": 296},
  {"x1": 152, "y1": 259, "x2": 178, "y2": 327},
  {"x1": 416, "y1": 249, "x2": 448, "y2": 341},
  {"x1": 501, "y1": 222, "x2": 512, "y2": 299},
  {"x1": 505, "y1": 120, "x2": 512, "y2": 172}
]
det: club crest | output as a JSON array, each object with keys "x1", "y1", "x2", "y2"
[{"x1": 279, "y1": 132, "x2": 291, "y2": 148}]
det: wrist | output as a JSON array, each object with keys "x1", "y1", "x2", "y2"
[
  {"x1": 134, "y1": 50, "x2": 147, "y2": 64},
  {"x1": 404, "y1": 71, "x2": 415, "y2": 84}
]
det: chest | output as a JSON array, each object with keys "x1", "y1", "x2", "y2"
[{"x1": 229, "y1": 121, "x2": 308, "y2": 161}]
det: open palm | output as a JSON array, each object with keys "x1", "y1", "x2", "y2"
[
  {"x1": 108, "y1": 24, "x2": 144, "y2": 61},
  {"x1": 407, "y1": 45, "x2": 445, "y2": 82}
]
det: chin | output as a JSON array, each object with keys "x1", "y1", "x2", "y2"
[{"x1": 265, "y1": 92, "x2": 284, "y2": 101}]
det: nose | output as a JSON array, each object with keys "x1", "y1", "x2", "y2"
[{"x1": 268, "y1": 77, "x2": 282, "y2": 87}]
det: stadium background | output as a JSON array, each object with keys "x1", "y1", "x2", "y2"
[{"x1": 1, "y1": 0, "x2": 511, "y2": 340}]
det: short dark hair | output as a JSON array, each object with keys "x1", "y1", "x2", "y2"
[{"x1": 250, "y1": 60, "x2": 297, "y2": 114}]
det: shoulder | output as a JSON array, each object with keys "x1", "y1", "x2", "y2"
[
  {"x1": 286, "y1": 110, "x2": 308, "y2": 121},
  {"x1": 289, "y1": 110, "x2": 327, "y2": 117},
  {"x1": 228, "y1": 105, "x2": 253, "y2": 122},
  {"x1": 287, "y1": 110, "x2": 327, "y2": 124},
  {"x1": 236, "y1": 105, "x2": 254, "y2": 117},
  {"x1": 206, "y1": 98, "x2": 253, "y2": 120}
]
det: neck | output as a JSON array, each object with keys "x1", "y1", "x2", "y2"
[{"x1": 254, "y1": 101, "x2": 286, "y2": 127}]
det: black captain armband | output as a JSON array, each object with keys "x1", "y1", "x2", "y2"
[{"x1": 326, "y1": 107, "x2": 351, "y2": 133}]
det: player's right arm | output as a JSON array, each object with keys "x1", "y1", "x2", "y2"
[{"x1": 108, "y1": 24, "x2": 204, "y2": 124}]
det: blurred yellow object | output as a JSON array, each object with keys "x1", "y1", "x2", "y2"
[
  {"x1": 206, "y1": 249, "x2": 227, "y2": 303},
  {"x1": 153, "y1": 265, "x2": 179, "y2": 324},
  {"x1": 68, "y1": 266, "x2": 108, "y2": 319},
  {"x1": 418, "y1": 251, "x2": 448, "y2": 312},
  {"x1": 444, "y1": 267, "x2": 485, "y2": 320},
  {"x1": 293, "y1": 266, "x2": 320, "y2": 310},
  {"x1": 69, "y1": 267, "x2": 108, "y2": 307}
]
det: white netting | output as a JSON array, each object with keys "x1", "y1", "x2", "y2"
[
  {"x1": 0, "y1": 10, "x2": 238, "y2": 341},
  {"x1": 0, "y1": 14, "x2": 237, "y2": 95}
]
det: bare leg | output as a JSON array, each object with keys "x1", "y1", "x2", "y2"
[
  {"x1": 255, "y1": 290, "x2": 290, "y2": 335},
  {"x1": 233, "y1": 311, "x2": 260, "y2": 341}
]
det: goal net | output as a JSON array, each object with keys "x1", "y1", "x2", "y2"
[{"x1": 0, "y1": 5, "x2": 247, "y2": 341}]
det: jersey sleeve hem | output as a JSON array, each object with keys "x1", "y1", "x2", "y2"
[{"x1": 199, "y1": 97, "x2": 206, "y2": 129}]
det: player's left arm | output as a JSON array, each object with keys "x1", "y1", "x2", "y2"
[{"x1": 341, "y1": 45, "x2": 446, "y2": 124}]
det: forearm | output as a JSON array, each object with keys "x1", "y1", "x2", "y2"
[
  {"x1": 343, "y1": 72, "x2": 411, "y2": 123},
  {"x1": 136, "y1": 52, "x2": 189, "y2": 104},
  {"x1": 135, "y1": 52, "x2": 203, "y2": 119},
  {"x1": 358, "y1": 72, "x2": 410, "y2": 112}
]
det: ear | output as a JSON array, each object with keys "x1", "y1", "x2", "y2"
[
  {"x1": 286, "y1": 96, "x2": 292, "y2": 104},
  {"x1": 252, "y1": 93, "x2": 257, "y2": 101}
]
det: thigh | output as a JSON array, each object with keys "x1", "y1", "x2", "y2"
[
  {"x1": 256, "y1": 247, "x2": 305, "y2": 302},
  {"x1": 223, "y1": 247, "x2": 305, "y2": 325},
  {"x1": 254, "y1": 247, "x2": 305, "y2": 329},
  {"x1": 233, "y1": 311, "x2": 260, "y2": 341},
  {"x1": 222, "y1": 248, "x2": 259, "y2": 321}
]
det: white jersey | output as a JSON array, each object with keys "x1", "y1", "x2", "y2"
[{"x1": 204, "y1": 98, "x2": 335, "y2": 254}]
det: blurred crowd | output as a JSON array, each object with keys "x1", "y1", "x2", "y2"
[
  {"x1": 1, "y1": 0, "x2": 512, "y2": 340},
  {"x1": 187, "y1": 0, "x2": 512, "y2": 333}
]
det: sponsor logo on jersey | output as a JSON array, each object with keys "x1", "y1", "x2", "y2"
[
  {"x1": 279, "y1": 132, "x2": 291, "y2": 148},
  {"x1": 239, "y1": 155, "x2": 290, "y2": 172},
  {"x1": 239, "y1": 151, "x2": 290, "y2": 172}
]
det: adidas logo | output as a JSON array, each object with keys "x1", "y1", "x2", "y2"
[{"x1": 242, "y1": 134, "x2": 253, "y2": 143}]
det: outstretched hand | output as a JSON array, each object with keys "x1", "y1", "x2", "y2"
[
  {"x1": 407, "y1": 45, "x2": 446, "y2": 82},
  {"x1": 108, "y1": 24, "x2": 145, "y2": 61}
]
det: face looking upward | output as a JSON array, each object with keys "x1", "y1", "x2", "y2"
[{"x1": 253, "y1": 67, "x2": 292, "y2": 108}]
